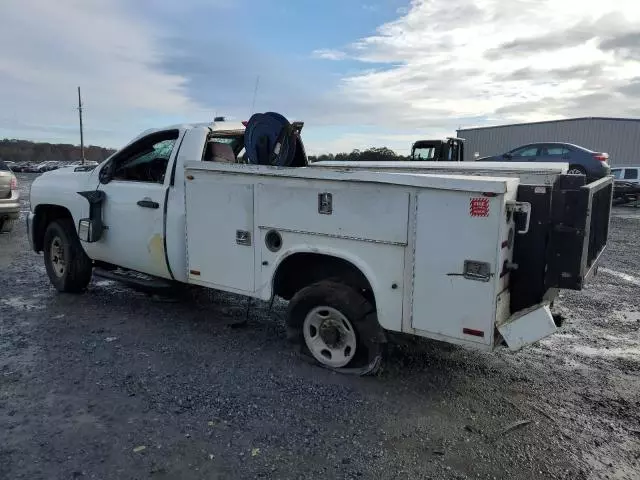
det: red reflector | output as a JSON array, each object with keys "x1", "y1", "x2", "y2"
[
  {"x1": 463, "y1": 328, "x2": 485, "y2": 338},
  {"x1": 10, "y1": 176, "x2": 17, "y2": 190},
  {"x1": 593, "y1": 153, "x2": 609, "y2": 162},
  {"x1": 482, "y1": 192, "x2": 498, "y2": 197}
]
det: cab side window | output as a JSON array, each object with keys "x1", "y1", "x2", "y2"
[
  {"x1": 110, "y1": 130, "x2": 179, "y2": 183},
  {"x1": 624, "y1": 168, "x2": 638, "y2": 180}
]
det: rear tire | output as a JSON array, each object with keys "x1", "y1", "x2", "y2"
[
  {"x1": 287, "y1": 281, "x2": 385, "y2": 372},
  {"x1": 567, "y1": 165, "x2": 586, "y2": 175},
  {"x1": 43, "y1": 218, "x2": 93, "y2": 293}
]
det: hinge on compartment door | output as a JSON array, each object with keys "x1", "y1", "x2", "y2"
[{"x1": 506, "y1": 201, "x2": 532, "y2": 235}]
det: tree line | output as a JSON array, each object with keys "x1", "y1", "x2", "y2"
[
  {"x1": 308, "y1": 147, "x2": 409, "y2": 163},
  {"x1": 0, "y1": 139, "x2": 116, "y2": 164}
]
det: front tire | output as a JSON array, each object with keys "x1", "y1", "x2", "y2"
[
  {"x1": 43, "y1": 218, "x2": 93, "y2": 293},
  {"x1": 287, "y1": 281, "x2": 385, "y2": 373}
]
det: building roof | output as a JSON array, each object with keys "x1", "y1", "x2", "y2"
[{"x1": 458, "y1": 116, "x2": 640, "y2": 133}]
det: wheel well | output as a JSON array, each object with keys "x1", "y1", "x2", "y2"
[
  {"x1": 33, "y1": 205, "x2": 73, "y2": 252},
  {"x1": 272, "y1": 253, "x2": 374, "y2": 303}
]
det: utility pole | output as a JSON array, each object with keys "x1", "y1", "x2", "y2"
[{"x1": 77, "y1": 86, "x2": 85, "y2": 165}]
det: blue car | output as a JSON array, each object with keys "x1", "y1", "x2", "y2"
[{"x1": 476, "y1": 142, "x2": 611, "y2": 181}]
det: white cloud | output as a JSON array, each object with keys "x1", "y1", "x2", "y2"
[
  {"x1": 0, "y1": 0, "x2": 206, "y2": 146},
  {"x1": 312, "y1": 49, "x2": 348, "y2": 61},
  {"x1": 325, "y1": 0, "x2": 640, "y2": 131},
  {"x1": 3, "y1": 0, "x2": 640, "y2": 156}
]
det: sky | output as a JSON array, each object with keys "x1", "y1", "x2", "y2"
[{"x1": 1, "y1": 0, "x2": 640, "y2": 155}]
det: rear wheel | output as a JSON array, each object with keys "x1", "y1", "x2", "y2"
[
  {"x1": 567, "y1": 165, "x2": 586, "y2": 175},
  {"x1": 43, "y1": 218, "x2": 93, "y2": 293},
  {"x1": 287, "y1": 281, "x2": 385, "y2": 373}
]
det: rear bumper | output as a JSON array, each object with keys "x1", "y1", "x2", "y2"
[
  {"x1": 585, "y1": 164, "x2": 610, "y2": 183},
  {"x1": 0, "y1": 201, "x2": 20, "y2": 219}
]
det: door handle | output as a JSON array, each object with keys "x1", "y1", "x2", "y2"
[{"x1": 137, "y1": 199, "x2": 159, "y2": 209}]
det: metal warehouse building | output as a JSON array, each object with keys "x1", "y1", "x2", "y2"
[{"x1": 457, "y1": 117, "x2": 640, "y2": 167}]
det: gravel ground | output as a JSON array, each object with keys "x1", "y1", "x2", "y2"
[{"x1": 1, "y1": 173, "x2": 638, "y2": 480}]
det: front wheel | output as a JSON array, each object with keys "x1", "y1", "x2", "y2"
[
  {"x1": 287, "y1": 281, "x2": 385, "y2": 374},
  {"x1": 43, "y1": 218, "x2": 93, "y2": 293}
]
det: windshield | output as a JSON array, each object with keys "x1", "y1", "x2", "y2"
[
  {"x1": 611, "y1": 169, "x2": 622, "y2": 179},
  {"x1": 412, "y1": 147, "x2": 436, "y2": 160}
]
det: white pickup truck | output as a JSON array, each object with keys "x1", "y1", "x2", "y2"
[{"x1": 27, "y1": 117, "x2": 613, "y2": 374}]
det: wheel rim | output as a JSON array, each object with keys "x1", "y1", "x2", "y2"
[
  {"x1": 303, "y1": 306, "x2": 357, "y2": 368},
  {"x1": 49, "y1": 236, "x2": 66, "y2": 278},
  {"x1": 567, "y1": 168, "x2": 583, "y2": 175}
]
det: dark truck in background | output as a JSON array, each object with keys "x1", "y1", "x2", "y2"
[{"x1": 410, "y1": 137, "x2": 464, "y2": 162}]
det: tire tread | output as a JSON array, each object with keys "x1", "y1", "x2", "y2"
[{"x1": 44, "y1": 218, "x2": 92, "y2": 293}]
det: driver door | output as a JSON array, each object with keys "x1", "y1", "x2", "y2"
[{"x1": 90, "y1": 129, "x2": 182, "y2": 278}]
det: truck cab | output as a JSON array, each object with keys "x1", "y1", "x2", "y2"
[{"x1": 411, "y1": 137, "x2": 465, "y2": 162}]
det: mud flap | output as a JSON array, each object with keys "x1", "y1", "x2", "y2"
[{"x1": 497, "y1": 304, "x2": 557, "y2": 351}]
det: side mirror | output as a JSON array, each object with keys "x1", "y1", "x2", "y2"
[{"x1": 503, "y1": 153, "x2": 512, "y2": 159}]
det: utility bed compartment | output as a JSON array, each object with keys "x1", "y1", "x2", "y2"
[
  {"x1": 182, "y1": 161, "x2": 611, "y2": 353},
  {"x1": 183, "y1": 162, "x2": 531, "y2": 348},
  {"x1": 313, "y1": 160, "x2": 614, "y2": 314},
  {"x1": 410, "y1": 186, "x2": 514, "y2": 347},
  {"x1": 256, "y1": 184, "x2": 409, "y2": 245}
]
